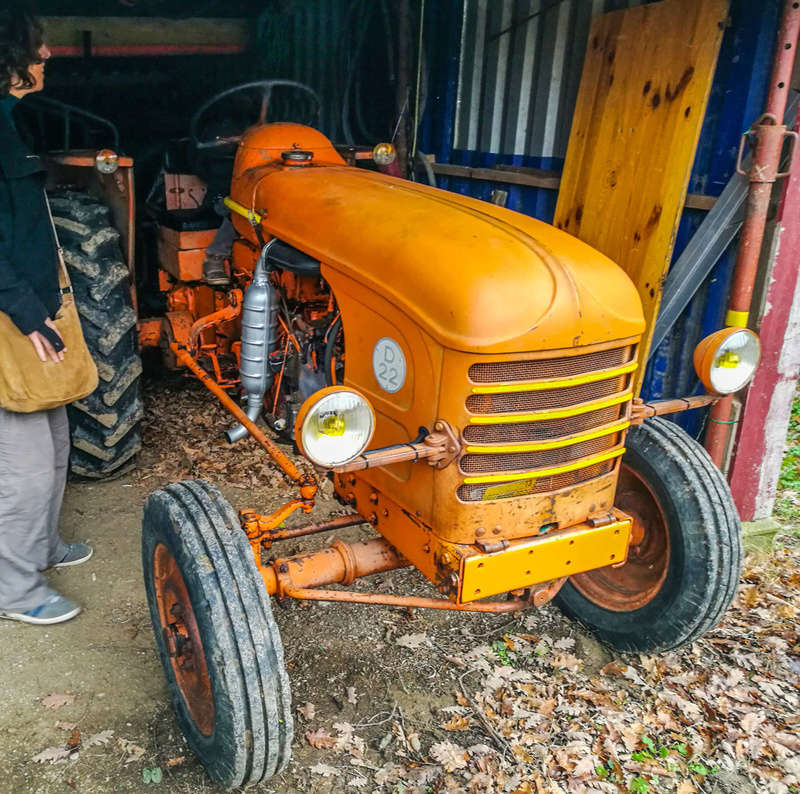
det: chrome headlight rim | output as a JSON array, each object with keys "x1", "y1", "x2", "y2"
[
  {"x1": 295, "y1": 386, "x2": 376, "y2": 468},
  {"x1": 693, "y1": 327, "x2": 761, "y2": 395}
]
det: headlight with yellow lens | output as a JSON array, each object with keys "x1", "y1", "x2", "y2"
[
  {"x1": 693, "y1": 327, "x2": 761, "y2": 395},
  {"x1": 295, "y1": 387, "x2": 375, "y2": 467}
]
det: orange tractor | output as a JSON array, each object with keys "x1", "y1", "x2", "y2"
[{"x1": 125, "y1": 83, "x2": 761, "y2": 787}]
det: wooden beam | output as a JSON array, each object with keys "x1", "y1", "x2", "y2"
[
  {"x1": 429, "y1": 162, "x2": 716, "y2": 210},
  {"x1": 44, "y1": 17, "x2": 249, "y2": 57}
]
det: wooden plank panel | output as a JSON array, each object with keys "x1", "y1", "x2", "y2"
[{"x1": 553, "y1": 0, "x2": 727, "y2": 391}]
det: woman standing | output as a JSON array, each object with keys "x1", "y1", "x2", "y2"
[{"x1": 0, "y1": 4, "x2": 92, "y2": 625}]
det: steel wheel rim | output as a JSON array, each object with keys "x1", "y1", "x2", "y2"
[
  {"x1": 153, "y1": 543, "x2": 215, "y2": 736},
  {"x1": 571, "y1": 463, "x2": 670, "y2": 611}
]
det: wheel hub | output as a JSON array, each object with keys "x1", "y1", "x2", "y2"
[
  {"x1": 153, "y1": 543, "x2": 214, "y2": 736},
  {"x1": 570, "y1": 464, "x2": 670, "y2": 611}
]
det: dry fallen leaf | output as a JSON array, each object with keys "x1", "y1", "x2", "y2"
[
  {"x1": 305, "y1": 729, "x2": 337, "y2": 749},
  {"x1": 298, "y1": 701, "x2": 316, "y2": 721},
  {"x1": 117, "y1": 738, "x2": 145, "y2": 763},
  {"x1": 83, "y1": 730, "x2": 114, "y2": 748},
  {"x1": 31, "y1": 746, "x2": 71, "y2": 764},
  {"x1": 346, "y1": 686, "x2": 358, "y2": 705},
  {"x1": 442, "y1": 715, "x2": 470, "y2": 731},
  {"x1": 41, "y1": 693, "x2": 75, "y2": 710},
  {"x1": 166, "y1": 756, "x2": 185, "y2": 767},
  {"x1": 309, "y1": 762, "x2": 340, "y2": 777},
  {"x1": 430, "y1": 740, "x2": 468, "y2": 772},
  {"x1": 54, "y1": 721, "x2": 77, "y2": 731},
  {"x1": 395, "y1": 632, "x2": 429, "y2": 650}
]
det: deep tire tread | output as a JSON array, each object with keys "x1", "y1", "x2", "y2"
[{"x1": 51, "y1": 190, "x2": 143, "y2": 479}]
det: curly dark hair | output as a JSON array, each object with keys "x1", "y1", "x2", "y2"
[{"x1": 0, "y1": 2, "x2": 44, "y2": 97}]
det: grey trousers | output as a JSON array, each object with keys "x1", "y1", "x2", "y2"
[{"x1": 0, "y1": 405, "x2": 70, "y2": 611}]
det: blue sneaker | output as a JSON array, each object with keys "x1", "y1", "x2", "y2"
[
  {"x1": 0, "y1": 593, "x2": 81, "y2": 625},
  {"x1": 53, "y1": 542, "x2": 93, "y2": 568}
]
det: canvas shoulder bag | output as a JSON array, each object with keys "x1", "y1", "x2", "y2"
[{"x1": 0, "y1": 196, "x2": 98, "y2": 412}]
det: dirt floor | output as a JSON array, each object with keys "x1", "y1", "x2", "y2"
[{"x1": 0, "y1": 380, "x2": 798, "y2": 794}]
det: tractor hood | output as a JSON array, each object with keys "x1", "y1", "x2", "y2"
[{"x1": 233, "y1": 163, "x2": 645, "y2": 354}]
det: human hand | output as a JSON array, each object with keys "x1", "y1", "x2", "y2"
[{"x1": 27, "y1": 318, "x2": 66, "y2": 363}]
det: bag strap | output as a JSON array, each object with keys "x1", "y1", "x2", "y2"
[{"x1": 43, "y1": 192, "x2": 73, "y2": 294}]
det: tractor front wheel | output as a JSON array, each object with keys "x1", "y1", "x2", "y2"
[
  {"x1": 554, "y1": 417, "x2": 741, "y2": 653},
  {"x1": 142, "y1": 480, "x2": 293, "y2": 787}
]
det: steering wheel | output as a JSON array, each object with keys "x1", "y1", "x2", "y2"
[{"x1": 189, "y1": 80, "x2": 323, "y2": 151}]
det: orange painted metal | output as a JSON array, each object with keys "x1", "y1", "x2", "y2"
[
  {"x1": 188, "y1": 290, "x2": 242, "y2": 350},
  {"x1": 630, "y1": 394, "x2": 717, "y2": 425},
  {"x1": 138, "y1": 317, "x2": 162, "y2": 348},
  {"x1": 47, "y1": 151, "x2": 134, "y2": 168},
  {"x1": 158, "y1": 237, "x2": 206, "y2": 282},
  {"x1": 170, "y1": 342, "x2": 313, "y2": 489},
  {"x1": 283, "y1": 586, "x2": 530, "y2": 613},
  {"x1": 152, "y1": 542, "x2": 214, "y2": 736},
  {"x1": 570, "y1": 464, "x2": 669, "y2": 611}
]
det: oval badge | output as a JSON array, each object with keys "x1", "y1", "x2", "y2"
[{"x1": 372, "y1": 337, "x2": 406, "y2": 394}]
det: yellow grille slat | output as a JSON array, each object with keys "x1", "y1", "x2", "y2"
[
  {"x1": 468, "y1": 391, "x2": 632, "y2": 425},
  {"x1": 470, "y1": 361, "x2": 638, "y2": 394},
  {"x1": 462, "y1": 446, "x2": 625, "y2": 485},
  {"x1": 464, "y1": 420, "x2": 630, "y2": 454}
]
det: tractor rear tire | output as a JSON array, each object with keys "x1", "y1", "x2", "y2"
[
  {"x1": 49, "y1": 191, "x2": 142, "y2": 479},
  {"x1": 554, "y1": 417, "x2": 742, "y2": 654},
  {"x1": 142, "y1": 480, "x2": 293, "y2": 788}
]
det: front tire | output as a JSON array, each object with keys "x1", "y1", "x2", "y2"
[
  {"x1": 142, "y1": 480, "x2": 293, "y2": 788},
  {"x1": 554, "y1": 417, "x2": 742, "y2": 653}
]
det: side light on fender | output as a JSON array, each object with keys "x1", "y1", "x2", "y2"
[
  {"x1": 295, "y1": 386, "x2": 375, "y2": 467},
  {"x1": 95, "y1": 149, "x2": 119, "y2": 174},
  {"x1": 693, "y1": 327, "x2": 761, "y2": 394},
  {"x1": 372, "y1": 142, "x2": 396, "y2": 166}
]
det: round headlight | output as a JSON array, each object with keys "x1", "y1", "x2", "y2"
[
  {"x1": 295, "y1": 386, "x2": 375, "y2": 467},
  {"x1": 95, "y1": 149, "x2": 119, "y2": 174},
  {"x1": 372, "y1": 142, "x2": 396, "y2": 166},
  {"x1": 693, "y1": 327, "x2": 761, "y2": 394}
]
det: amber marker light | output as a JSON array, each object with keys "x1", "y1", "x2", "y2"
[
  {"x1": 295, "y1": 386, "x2": 376, "y2": 467},
  {"x1": 372, "y1": 142, "x2": 396, "y2": 166},
  {"x1": 693, "y1": 327, "x2": 761, "y2": 394},
  {"x1": 95, "y1": 149, "x2": 119, "y2": 174}
]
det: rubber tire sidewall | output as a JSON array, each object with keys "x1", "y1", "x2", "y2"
[
  {"x1": 555, "y1": 420, "x2": 732, "y2": 653},
  {"x1": 142, "y1": 491, "x2": 249, "y2": 788}
]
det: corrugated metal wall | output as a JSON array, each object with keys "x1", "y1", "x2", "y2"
[{"x1": 421, "y1": 0, "x2": 782, "y2": 438}]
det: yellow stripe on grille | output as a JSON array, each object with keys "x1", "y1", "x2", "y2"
[
  {"x1": 468, "y1": 391, "x2": 632, "y2": 425},
  {"x1": 470, "y1": 362, "x2": 638, "y2": 394},
  {"x1": 464, "y1": 420, "x2": 630, "y2": 454},
  {"x1": 462, "y1": 446, "x2": 625, "y2": 485}
]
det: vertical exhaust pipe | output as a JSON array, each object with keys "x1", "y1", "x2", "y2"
[{"x1": 226, "y1": 240, "x2": 278, "y2": 443}]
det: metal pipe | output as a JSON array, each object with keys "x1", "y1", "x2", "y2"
[
  {"x1": 170, "y1": 342, "x2": 309, "y2": 486},
  {"x1": 284, "y1": 587, "x2": 529, "y2": 614},
  {"x1": 260, "y1": 513, "x2": 365, "y2": 544},
  {"x1": 258, "y1": 537, "x2": 409, "y2": 595},
  {"x1": 705, "y1": 0, "x2": 800, "y2": 468}
]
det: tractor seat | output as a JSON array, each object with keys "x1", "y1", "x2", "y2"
[
  {"x1": 267, "y1": 240, "x2": 321, "y2": 276},
  {"x1": 158, "y1": 206, "x2": 222, "y2": 232}
]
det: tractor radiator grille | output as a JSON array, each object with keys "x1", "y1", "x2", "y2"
[
  {"x1": 468, "y1": 346, "x2": 632, "y2": 383},
  {"x1": 458, "y1": 344, "x2": 636, "y2": 502}
]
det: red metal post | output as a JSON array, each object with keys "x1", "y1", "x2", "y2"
[
  {"x1": 729, "y1": 100, "x2": 800, "y2": 519},
  {"x1": 704, "y1": 0, "x2": 800, "y2": 468}
]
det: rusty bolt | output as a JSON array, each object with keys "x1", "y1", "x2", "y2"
[
  {"x1": 440, "y1": 552, "x2": 452, "y2": 565},
  {"x1": 368, "y1": 512, "x2": 378, "y2": 526},
  {"x1": 382, "y1": 508, "x2": 389, "y2": 517},
  {"x1": 448, "y1": 573, "x2": 459, "y2": 591},
  {"x1": 492, "y1": 525, "x2": 502, "y2": 535},
  {"x1": 369, "y1": 491, "x2": 378, "y2": 504},
  {"x1": 348, "y1": 475, "x2": 357, "y2": 486},
  {"x1": 475, "y1": 527, "x2": 486, "y2": 537}
]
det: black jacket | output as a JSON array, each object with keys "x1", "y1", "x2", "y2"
[{"x1": 0, "y1": 96, "x2": 61, "y2": 335}]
